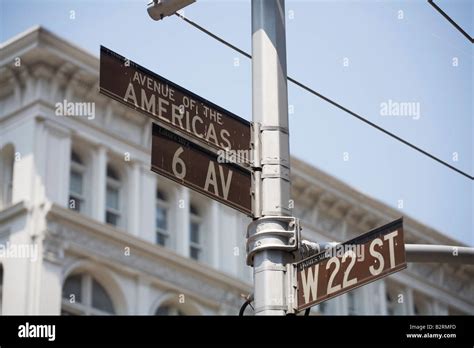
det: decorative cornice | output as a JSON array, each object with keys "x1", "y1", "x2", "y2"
[
  {"x1": 406, "y1": 263, "x2": 474, "y2": 304},
  {"x1": 291, "y1": 160, "x2": 464, "y2": 247},
  {"x1": 45, "y1": 204, "x2": 250, "y2": 309},
  {"x1": 43, "y1": 227, "x2": 65, "y2": 264},
  {"x1": 0, "y1": 201, "x2": 30, "y2": 222}
]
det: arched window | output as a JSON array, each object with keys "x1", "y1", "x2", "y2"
[
  {"x1": 318, "y1": 300, "x2": 327, "y2": 314},
  {"x1": 386, "y1": 286, "x2": 404, "y2": 315},
  {"x1": 154, "y1": 296, "x2": 201, "y2": 315},
  {"x1": 155, "y1": 304, "x2": 185, "y2": 316},
  {"x1": 105, "y1": 165, "x2": 121, "y2": 226},
  {"x1": 312, "y1": 300, "x2": 327, "y2": 316},
  {"x1": 69, "y1": 150, "x2": 86, "y2": 213},
  {"x1": 156, "y1": 189, "x2": 170, "y2": 246},
  {"x1": 61, "y1": 273, "x2": 115, "y2": 315},
  {"x1": 386, "y1": 291, "x2": 395, "y2": 315},
  {"x1": 413, "y1": 294, "x2": 431, "y2": 315},
  {"x1": 189, "y1": 203, "x2": 202, "y2": 261},
  {"x1": 0, "y1": 145, "x2": 14, "y2": 209},
  {"x1": 448, "y1": 307, "x2": 466, "y2": 315},
  {"x1": 414, "y1": 303, "x2": 420, "y2": 315},
  {"x1": 0, "y1": 264, "x2": 3, "y2": 315},
  {"x1": 347, "y1": 291, "x2": 357, "y2": 315}
]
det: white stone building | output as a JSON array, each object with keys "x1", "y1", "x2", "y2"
[{"x1": 0, "y1": 27, "x2": 472, "y2": 315}]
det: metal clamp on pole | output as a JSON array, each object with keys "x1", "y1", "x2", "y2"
[
  {"x1": 251, "y1": 122, "x2": 262, "y2": 169},
  {"x1": 294, "y1": 240, "x2": 339, "y2": 261},
  {"x1": 286, "y1": 262, "x2": 298, "y2": 315},
  {"x1": 251, "y1": 122, "x2": 262, "y2": 218},
  {"x1": 246, "y1": 216, "x2": 301, "y2": 266}
]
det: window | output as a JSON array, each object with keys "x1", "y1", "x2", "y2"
[
  {"x1": 414, "y1": 304, "x2": 420, "y2": 315},
  {"x1": 155, "y1": 305, "x2": 185, "y2": 316},
  {"x1": 347, "y1": 291, "x2": 356, "y2": 315},
  {"x1": 386, "y1": 287, "x2": 404, "y2": 315},
  {"x1": 0, "y1": 264, "x2": 3, "y2": 315},
  {"x1": 413, "y1": 295, "x2": 431, "y2": 315},
  {"x1": 0, "y1": 145, "x2": 14, "y2": 210},
  {"x1": 316, "y1": 300, "x2": 327, "y2": 315},
  {"x1": 386, "y1": 292, "x2": 395, "y2": 315},
  {"x1": 156, "y1": 190, "x2": 170, "y2": 246},
  {"x1": 69, "y1": 151, "x2": 85, "y2": 213},
  {"x1": 319, "y1": 300, "x2": 327, "y2": 314},
  {"x1": 448, "y1": 307, "x2": 467, "y2": 315},
  {"x1": 61, "y1": 273, "x2": 115, "y2": 315},
  {"x1": 189, "y1": 204, "x2": 202, "y2": 261},
  {"x1": 105, "y1": 165, "x2": 121, "y2": 226}
]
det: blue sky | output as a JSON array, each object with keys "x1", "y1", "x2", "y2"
[{"x1": 1, "y1": 0, "x2": 472, "y2": 245}]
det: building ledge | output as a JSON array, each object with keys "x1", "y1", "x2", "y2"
[
  {"x1": 46, "y1": 203, "x2": 251, "y2": 295},
  {"x1": 0, "y1": 201, "x2": 30, "y2": 223}
]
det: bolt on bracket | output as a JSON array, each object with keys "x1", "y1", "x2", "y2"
[{"x1": 246, "y1": 216, "x2": 301, "y2": 266}]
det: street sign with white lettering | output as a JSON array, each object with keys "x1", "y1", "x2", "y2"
[
  {"x1": 295, "y1": 218, "x2": 406, "y2": 312},
  {"x1": 151, "y1": 123, "x2": 252, "y2": 216},
  {"x1": 99, "y1": 46, "x2": 251, "y2": 162}
]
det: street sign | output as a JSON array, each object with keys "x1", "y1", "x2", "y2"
[
  {"x1": 151, "y1": 123, "x2": 252, "y2": 216},
  {"x1": 295, "y1": 218, "x2": 406, "y2": 312},
  {"x1": 99, "y1": 46, "x2": 251, "y2": 162}
]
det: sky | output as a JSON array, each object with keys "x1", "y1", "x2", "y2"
[{"x1": 1, "y1": 0, "x2": 473, "y2": 245}]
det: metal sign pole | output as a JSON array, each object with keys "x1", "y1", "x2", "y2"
[
  {"x1": 405, "y1": 244, "x2": 474, "y2": 264},
  {"x1": 299, "y1": 241, "x2": 474, "y2": 265},
  {"x1": 248, "y1": 0, "x2": 295, "y2": 316}
]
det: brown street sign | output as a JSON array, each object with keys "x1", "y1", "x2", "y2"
[
  {"x1": 100, "y1": 46, "x2": 251, "y2": 160},
  {"x1": 151, "y1": 123, "x2": 252, "y2": 216},
  {"x1": 296, "y1": 218, "x2": 406, "y2": 312}
]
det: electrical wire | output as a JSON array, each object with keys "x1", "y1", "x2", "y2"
[
  {"x1": 428, "y1": 0, "x2": 473, "y2": 44},
  {"x1": 239, "y1": 299, "x2": 252, "y2": 316},
  {"x1": 175, "y1": 13, "x2": 473, "y2": 181},
  {"x1": 176, "y1": 13, "x2": 251, "y2": 59}
]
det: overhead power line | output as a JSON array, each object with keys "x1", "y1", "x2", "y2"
[
  {"x1": 428, "y1": 0, "x2": 474, "y2": 44},
  {"x1": 175, "y1": 13, "x2": 473, "y2": 181}
]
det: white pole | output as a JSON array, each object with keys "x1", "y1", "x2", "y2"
[
  {"x1": 405, "y1": 244, "x2": 474, "y2": 264},
  {"x1": 298, "y1": 241, "x2": 474, "y2": 265},
  {"x1": 251, "y1": 0, "x2": 291, "y2": 315}
]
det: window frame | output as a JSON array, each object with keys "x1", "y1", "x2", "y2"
[
  {"x1": 0, "y1": 146, "x2": 14, "y2": 209},
  {"x1": 105, "y1": 165, "x2": 122, "y2": 227},
  {"x1": 155, "y1": 304, "x2": 185, "y2": 316},
  {"x1": 69, "y1": 152, "x2": 86, "y2": 213},
  {"x1": 413, "y1": 294, "x2": 431, "y2": 315},
  {"x1": 386, "y1": 286, "x2": 404, "y2": 315},
  {"x1": 317, "y1": 300, "x2": 327, "y2": 314},
  {"x1": 347, "y1": 290, "x2": 356, "y2": 315},
  {"x1": 189, "y1": 204, "x2": 203, "y2": 261},
  {"x1": 0, "y1": 265, "x2": 3, "y2": 315},
  {"x1": 61, "y1": 273, "x2": 115, "y2": 316},
  {"x1": 155, "y1": 190, "x2": 170, "y2": 247}
]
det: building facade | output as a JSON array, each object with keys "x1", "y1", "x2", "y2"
[{"x1": 0, "y1": 27, "x2": 473, "y2": 315}]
